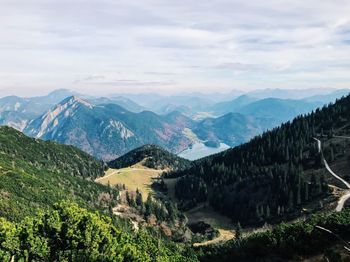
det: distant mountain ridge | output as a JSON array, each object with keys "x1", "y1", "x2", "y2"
[
  {"x1": 88, "y1": 96, "x2": 146, "y2": 112},
  {"x1": 2, "y1": 88, "x2": 348, "y2": 160},
  {"x1": 210, "y1": 96, "x2": 324, "y2": 120},
  {"x1": 0, "y1": 89, "x2": 78, "y2": 130},
  {"x1": 0, "y1": 89, "x2": 145, "y2": 130},
  {"x1": 194, "y1": 112, "x2": 270, "y2": 147},
  {"x1": 236, "y1": 97, "x2": 323, "y2": 125},
  {"x1": 24, "y1": 96, "x2": 196, "y2": 160},
  {"x1": 24, "y1": 95, "x2": 288, "y2": 160},
  {"x1": 210, "y1": 95, "x2": 258, "y2": 116}
]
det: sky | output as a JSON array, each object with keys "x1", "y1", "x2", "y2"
[{"x1": 1, "y1": 0, "x2": 350, "y2": 96}]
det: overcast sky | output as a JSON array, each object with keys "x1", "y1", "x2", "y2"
[{"x1": 1, "y1": 0, "x2": 350, "y2": 96}]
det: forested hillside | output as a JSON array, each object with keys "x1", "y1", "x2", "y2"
[
  {"x1": 169, "y1": 95, "x2": 350, "y2": 225},
  {"x1": 108, "y1": 144, "x2": 191, "y2": 170},
  {"x1": 0, "y1": 126, "x2": 106, "y2": 179},
  {"x1": 0, "y1": 126, "x2": 116, "y2": 221},
  {"x1": 198, "y1": 208, "x2": 350, "y2": 261}
]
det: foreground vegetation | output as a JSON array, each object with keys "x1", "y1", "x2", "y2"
[
  {"x1": 198, "y1": 208, "x2": 350, "y2": 261},
  {"x1": 0, "y1": 201, "x2": 197, "y2": 261}
]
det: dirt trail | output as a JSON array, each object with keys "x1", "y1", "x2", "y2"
[
  {"x1": 313, "y1": 137, "x2": 350, "y2": 211},
  {"x1": 95, "y1": 168, "x2": 149, "y2": 182}
]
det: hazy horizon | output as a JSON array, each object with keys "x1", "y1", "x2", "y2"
[
  {"x1": 1, "y1": 86, "x2": 348, "y2": 99},
  {"x1": 1, "y1": 0, "x2": 350, "y2": 96}
]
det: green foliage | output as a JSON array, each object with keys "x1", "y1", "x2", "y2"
[
  {"x1": 109, "y1": 144, "x2": 191, "y2": 171},
  {"x1": 0, "y1": 126, "x2": 106, "y2": 179},
  {"x1": 0, "y1": 126, "x2": 117, "y2": 221},
  {"x1": 198, "y1": 208, "x2": 350, "y2": 261},
  {"x1": 235, "y1": 222, "x2": 242, "y2": 241},
  {"x1": 0, "y1": 202, "x2": 197, "y2": 261}
]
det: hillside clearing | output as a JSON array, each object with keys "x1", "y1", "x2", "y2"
[
  {"x1": 164, "y1": 178, "x2": 235, "y2": 246},
  {"x1": 185, "y1": 204, "x2": 235, "y2": 246},
  {"x1": 96, "y1": 163, "x2": 163, "y2": 197}
]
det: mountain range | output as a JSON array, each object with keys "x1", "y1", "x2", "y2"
[
  {"x1": 24, "y1": 96, "x2": 196, "y2": 160},
  {"x1": 0, "y1": 88, "x2": 348, "y2": 160},
  {"x1": 22, "y1": 95, "x2": 296, "y2": 160}
]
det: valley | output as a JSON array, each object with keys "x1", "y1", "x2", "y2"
[
  {"x1": 0, "y1": 88, "x2": 349, "y2": 259},
  {"x1": 2, "y1": 92, "x2": 350, "y2": 261},
  {"x1": 96, "y1": 154, "x2": 236, "y2": 246},
  {"x1": 3, "y1": 0, "x2": 350, "y2": 260}
]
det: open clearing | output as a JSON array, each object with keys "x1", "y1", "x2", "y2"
[
  {"x1": 164, "y1": 178, "x2": 235, "y2": 246},
  {"x1": 185, "y1": 204, "x2": 235, "y2": 246},
  {"x1": 98, "y1": 169, "x2": 235, "y2": 245},
  {"x1": 96, "y1": 163, "x2": 162, "y2": 197}
]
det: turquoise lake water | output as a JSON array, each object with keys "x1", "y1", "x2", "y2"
[{"x1": 178, "y1": 142, "x2": 230, "y2": 160}]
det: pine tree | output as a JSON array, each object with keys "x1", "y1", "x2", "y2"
[
  {"x1": 136, "y1": 189, "x2": 143, "y2": 207},
  {"x1": 235, "y1": 222, "x2": 242, "y2": 241},
  {"x1": 145, "y1": 195, "x2": 154, "y2": 218}
]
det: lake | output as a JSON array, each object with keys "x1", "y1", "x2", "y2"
[{"x1": 178, "y1": 142, "x2": 230, "y2": 160}]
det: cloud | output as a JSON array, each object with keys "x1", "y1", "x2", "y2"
[
  {"x1": 0, "y1": 0, "x2": 350, "y2": 96},
  {"x1": 84, "y1": 79, "x2": 176, "y2": 87}
]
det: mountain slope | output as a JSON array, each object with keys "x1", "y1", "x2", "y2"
[
  {"x1": 0, "y1": 96, "x2": 40, "y2": 130},
  {"x1": 211, "y1": 96, "x2": 323, "y2": 125},
  {"x1": 131, "y1": 94, "x2": 215, "y2": 116},
  {"x1": 0, "y1": 110, "x2": 29, "y2": 131},
  {"x1": 24, "y1": 96, "x2": 196, "y2": 160},
  {"x1": 168, "y1": 94, "x2": 350, "y2": 225},
  {"x1": 245, "y1": 87, "x2": 342, "y2": 99},
  {"x1": 303, "y1": 89, "x2": 350, "y2": 103},
  {"x1": 0, "y1": 89, "x2": 77, "y2": 131},
  {"x1": 210, "y1": 95, "x2": 258, "y2": 116},
  {"x1": 0, "y1": 126, "x2": 121, "y2": 221},
  {"x1": 108, "y1": 144, "x2": 191, "y2": 171},
  {"x1": 89, "y1": 96, "x2": 145, "y2": 112},
  {"x1": 193, "y1": 112, "x2": 270, "y2": 147},
  {"x1": 237, "y1": 98, "x2": 323, "y2": 124}
]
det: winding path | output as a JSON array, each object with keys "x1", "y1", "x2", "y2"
[
  {"x1": 313, "y1": 138, "x2": 350, "y2": 211},
  {"x1": 95, "y1": 168, "x2": 149, "y2": 182}
]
